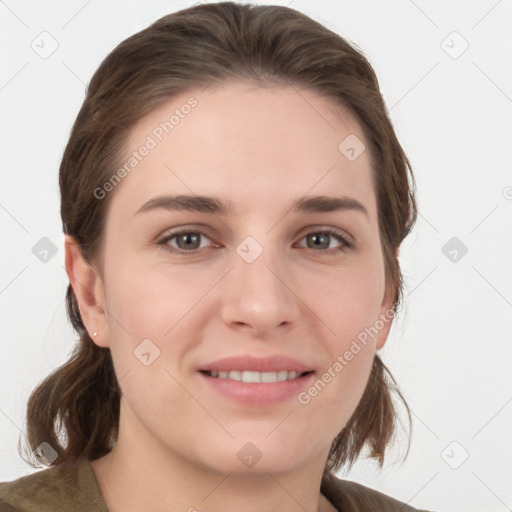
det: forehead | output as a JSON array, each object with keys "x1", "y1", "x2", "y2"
[{"x1": 111, "y1": 82, "x2": 376, "y2": 219}]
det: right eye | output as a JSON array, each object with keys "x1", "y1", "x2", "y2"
[{"x1": 157, "y1": 229, "x2": 218, "y2": 255}]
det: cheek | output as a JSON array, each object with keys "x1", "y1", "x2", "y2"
[
  {"x1": 105, "y1": 255, "x2": 203, "y2": 338},
  {"x1": 102, "y1": 259, "x2": 201, "y2": 413},
  {"x1": 303, "y1": 253, "x2": 384, "y2": 410},
  {"x1": 299, "y1": 277, "x2": 380, "y2": 438},
  {"x1": 308, "y1": 252, "x2": 386, "y2": 342}
]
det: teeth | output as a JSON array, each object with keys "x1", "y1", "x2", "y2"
[
  {"x1": 207, "y1": 370, "x2": 303, "y2": 382},
  {"x1": 242, "y1": 371, "x2": 261, "y2": 383}
]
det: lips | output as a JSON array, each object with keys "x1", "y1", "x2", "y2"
[
  {"x1": 199, "y1": 354, "x2": 313, "y2": 374},
  {"x1": 197, "y1": 355, "x2": 315, "y2": 406}
]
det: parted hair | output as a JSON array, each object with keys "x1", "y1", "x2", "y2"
[{"x1": 20, "y1": 1, "x2": 417, "y2": 474}]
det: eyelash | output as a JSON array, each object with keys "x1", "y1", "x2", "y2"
[{"x1": 156, "y1": 227, "x2": 353, "y2": 256}]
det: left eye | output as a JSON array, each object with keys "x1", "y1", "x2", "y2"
[
  {"x1": 158, "y1": 228, "x2": 352, "y2": 255},
  {"x1": 296, "y1": 229, "x2": 352, "y2": 252}
]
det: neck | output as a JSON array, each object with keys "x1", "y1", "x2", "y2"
[{"x1": 90, "y1": 403, "x2": 334, "y2": 512}]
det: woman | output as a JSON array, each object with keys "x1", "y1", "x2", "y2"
[{"x1": 0, "y1": 2, "x2": 432, "y2": 511}]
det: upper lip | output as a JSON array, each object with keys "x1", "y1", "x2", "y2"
[{"x1": 199, "y1": 355, "x2": 313, "y2": 374}]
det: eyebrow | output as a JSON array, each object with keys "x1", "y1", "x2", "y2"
[{"x1": 133, "y1": 194, "x2": 369, "y2": 218}]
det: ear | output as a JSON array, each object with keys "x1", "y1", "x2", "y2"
[
  {"x1": 375, "y1": 252, "x2": 399, "y2": 351},
  {"x1": 64, "y1": 234, "x2": 109, "y2": 348},
  {"x1": 375, "y1": 299, "x2": 394, "y2": 351}
]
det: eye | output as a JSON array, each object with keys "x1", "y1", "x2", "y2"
[
  {"x1": 157, "y1": 227, "x2": 353, "y2": 255},
  {"x1": 295, "y1": 228, "x2": 352, "y2": 253},
  {"x1": 158, "y1": 229, "x2": 216, "y2": 255}
]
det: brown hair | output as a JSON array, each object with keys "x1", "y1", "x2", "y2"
[{"x1": 20, "y1": 1, "x2": 417, "y2": 474}]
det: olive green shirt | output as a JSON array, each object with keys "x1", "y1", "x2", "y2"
[{"x1": 0, "y1": 459, "x2": 432, "y2": 511}]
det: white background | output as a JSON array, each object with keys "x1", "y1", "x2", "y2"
[{"x1": 1, "y1": 1, "x2": 511, "y2": 511}]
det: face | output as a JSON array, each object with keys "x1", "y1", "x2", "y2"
[{"x1": 73, "y1": 82, "x2": 394, "y2": 476}]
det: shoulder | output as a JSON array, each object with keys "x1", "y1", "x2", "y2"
[
  {"x1": 0, "y1": 463, "x2": 79, "y2": 512},
  {"x1": 0, "y1": 460, "x2": 108, "y2": 512},
  {"x1": 321, "y1": 471, "x2": 434, "y2": 512}
]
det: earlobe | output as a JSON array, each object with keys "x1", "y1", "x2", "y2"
[{"x1": 64, "y1": 235, "x2": 109, "y2": 348}]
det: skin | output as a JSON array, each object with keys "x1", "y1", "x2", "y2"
[{"x1": 65, "y1": 81, "x2": 394, "y2": 512}]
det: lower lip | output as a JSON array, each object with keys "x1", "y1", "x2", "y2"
[{"x1": 198, "y1": 372, "x2": 315, "y2": 406}]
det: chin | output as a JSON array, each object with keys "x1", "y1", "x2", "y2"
[{"x1": 193, "y1": 434, "x2": 319, "y2": 477}]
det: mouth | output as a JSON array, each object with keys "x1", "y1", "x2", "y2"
[
  {"x1": 199, "y1": 369, "x2": 313, "y2": 383},
  {"x1": 198, "y1": 366, "x2": 315, "y2": 406},
  {"x1": 197, "y1": 354, "x2": 315, "y2": 405}
]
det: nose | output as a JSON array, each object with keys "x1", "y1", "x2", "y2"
[{"x1": 219, "y1": 241, "x2": 301, "y2": 336}]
